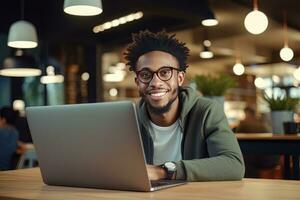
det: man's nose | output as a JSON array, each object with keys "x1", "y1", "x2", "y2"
[{"x1": 149, "y1": 72, "x2": 162, "y2": 86}]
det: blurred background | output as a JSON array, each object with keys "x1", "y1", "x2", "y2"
[{"x1": 1, "y1": 0, "x2": 300, "y2": 178}]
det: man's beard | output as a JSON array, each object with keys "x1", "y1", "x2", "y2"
[{"x1": 140, "y1": 87, "x2": 179, "y2": 115}]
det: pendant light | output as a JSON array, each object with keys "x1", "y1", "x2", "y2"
[
  {"x1": 0, "y1": 50, "x2": 41, "y2": 77},
  {"x1": 7, "y1": 0, "x2": 38, "y2": 49},
  {"x1": 64, "y1": 0, "x2": 103, "y2": 16},
  {"x1": 279, "y1": 11, "x2": 294, "y2": 62},
  {"x1": 233, "y1": 62, "x2": 245, "y2": 76},
  {"x1": 200, "y1": 40, "x2": 214, "y2": 59},
  {"x1": 244, "y1": 0, "x2": 268, "y2": 34},
  {"x1": 40, "y1": 66, "x2": 64, "y2": 84},
  {"x1": 201, "y1": 11, "x2": 218, "y2": 26},
  {"x1": 233, "y1": 49, "x2": 245, "y2": 76}
]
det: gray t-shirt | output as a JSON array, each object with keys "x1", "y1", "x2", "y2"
[{"x1": 149, "y1": 120, "x2": 182, "y2": 165}]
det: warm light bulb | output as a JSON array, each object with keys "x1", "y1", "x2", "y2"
[
  {"x1": 293, "y1": 67, "x2": 300, "y2": 81},
  {"x1": 199, "y1": 51, "x2": 214, "y2": 59},
  {"x1": 233, "y1": 63, "x2": 245, "y2": 76},
  {"x1": 201, "y1": 19, "x2": 219, "y2": 26},
  {"x1": 244, "y1": 10, "x2": 268, "y2": 34},
  {"x1": 109, "y1": 88, "x2": 118, "y2": 97},
  {"x1": 254, "y1": 77, "x2": 266, "y2": 89},
  {"x1": 64, "y1": 5, "x2": 102, "y2": 16},
  {"x1": 279, "y1": 46, "x2": 294, "y2": 61}
]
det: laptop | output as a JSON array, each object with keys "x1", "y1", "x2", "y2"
[{"x1": 26, "y1": 101, "x2": 186, "y2": 192}]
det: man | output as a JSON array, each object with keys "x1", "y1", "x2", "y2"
[
  {"x1": 0, "y1": 107, "x2": 19, "y2": 170},
  {"x1": 124, "y1": 30, "x2": 244, "y2": 181}
]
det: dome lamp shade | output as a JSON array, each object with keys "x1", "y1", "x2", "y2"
[
  {"x1": 7, "y1": 20, "x2": 38, "y2": 49},
  {"x1": 0, "y1": 55, "x2": 41, "y2": 77},
  {"x1": 64, "y1": 0, "x2": 103, "y2": 16}
]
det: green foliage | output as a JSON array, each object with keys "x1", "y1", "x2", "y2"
[
  {"x1": 263, "y1": 93, "x2": 299, "y2": 111},
  {"x1": 193, "y1": 74, "x2": 237, "y2": 96}
]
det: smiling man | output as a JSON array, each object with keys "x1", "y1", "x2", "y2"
[{"x1": 124, "y1": 30, "x2": 244, "y2": 181}]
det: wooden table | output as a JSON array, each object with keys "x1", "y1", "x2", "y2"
[
  {"x1": 236, "y1": 133, "x2": 300, "y2": 180},
  {"x1": 0, "y1": 168, "x2": 299, "y2": 200}
]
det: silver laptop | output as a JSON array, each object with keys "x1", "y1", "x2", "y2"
[{"x1": 26, "y1": 101, "x2": 186, "y2": 192}]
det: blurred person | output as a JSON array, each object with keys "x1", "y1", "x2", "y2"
[
  {"x1": 0, "y1": 106, "x2": 19, "y2": 170},
  {"x1": 236, "y1": 106, "x2": 280, "y2": 178},
  {"x1": 124, "y1": 30, "x2": 244, "y2": 181}
]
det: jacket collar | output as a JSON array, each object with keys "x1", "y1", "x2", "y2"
[{"x1": 137, "y1": 86, "x2": 199, "y2": 132}]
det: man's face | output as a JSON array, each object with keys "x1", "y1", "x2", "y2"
[{"x1": 135, "y1": 51, "x2": 185, "y2": 115}]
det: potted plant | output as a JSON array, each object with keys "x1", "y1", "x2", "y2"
[
  {"x1": 264, "y1": 93, "x2": 299, "y2": 134},
  {"x1": 193, "y1": 74, "x2": 237, "y2": 106}
]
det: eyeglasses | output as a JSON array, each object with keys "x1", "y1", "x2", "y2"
[{"x1": 135, "y1": 66, "x2": 181, "y2": 84}]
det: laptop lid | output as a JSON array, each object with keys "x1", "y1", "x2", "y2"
[{"x1": 26, "y1": 101, "x2": 152, "y2": 191}]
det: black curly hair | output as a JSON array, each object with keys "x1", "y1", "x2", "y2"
[
  {"x1": 0, "y1": 106, "x2": 17, "y2": 125},
  {"x1": 124, "y1": 30, "x2": 190, "y2": 72}
]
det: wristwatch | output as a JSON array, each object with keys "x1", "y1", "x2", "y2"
[{"x1": 161, "y1": 161, "x2": 177, "y2": 180}]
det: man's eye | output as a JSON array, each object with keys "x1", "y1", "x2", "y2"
[
  {"x1": 159, "y1": 69, "x2": 170, "y2": 77},
  {"x1": 140, "y1": 72, "x2": 151, "y2": 78}
]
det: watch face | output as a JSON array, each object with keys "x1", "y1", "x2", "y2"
[{"x1": 165, "y1": 162, "x2": 176, "y2": 171}]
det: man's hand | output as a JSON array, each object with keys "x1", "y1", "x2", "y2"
[{"x1": 146, "y1": 164, "x2": 166, "y2": 180}]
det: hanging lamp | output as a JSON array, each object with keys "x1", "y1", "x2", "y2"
[
  {"x1": 201, "y1": 11, "x2": 218, "y2": 26},
  {"x1": 7, "y1": 0, "x2": 38, "y2": 49},
  {"x1": 199, "y1": 40, "x2": 214, "y2": 59},
  {"x1": 244, "y1": 0, "x2": 268, "y2": 34},
  {"x1": 233, "y1": 49, "x2": 245, "y2": 76},
  {"x1": 0, "y1": 50, "x2": 41, "y2": 77},
  {"x1": 64, "y1": 0, "x2": 103, "y2": 16},
  {"x1": 279, "y1": 11, "x2": 294, "y2": 62}
]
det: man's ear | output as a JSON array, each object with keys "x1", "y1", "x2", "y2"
[{"x1": 178, "y1": 72, "x2": 185, "y2": 86}]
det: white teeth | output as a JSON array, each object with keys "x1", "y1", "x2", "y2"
[{"x1": 150, "y1": 92, "x2": 166, "y2": 97}]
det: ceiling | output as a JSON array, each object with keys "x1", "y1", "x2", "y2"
[
  {"x1": 1, "y1": 0, "x2": 300, "y2": 78},
  {"x1": 0, "y1": 0, "x2": 213, "y2": 46}
]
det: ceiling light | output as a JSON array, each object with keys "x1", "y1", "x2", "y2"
[
  {"x1": 201, "y1": 11, "x2": 219, "y2": 26},
  {"x1": 93, "y1": 12, "x2": 144, "y2": 33},
  {"x1": 40, "y1": 66, "x2": 64, "y2": 84},
  {"x1": 200, "y1": 50, "x2": 214, "y2": 59},
  {"x1": 293, "y1": 67, "x2": 300, "y2": 81},
  {"x1": 103, "y1": 73, "x2": 124, "y2": 82},
  {"x1": 40, "y1": 75, "x2": 64, "y2": 84},
  {"x1": 111, "y1": 20, "x2": 120, "y2": 27},
  {"x1": 8, "y1": 21, "x2": 38, "y2": 49},
  {"x1": 233, "y1": 62, "x2": 245, "y2": 76},
  {"x1": 200, "y1": 40, "x2": 214, "y2": 59},
  {"x1": 81, "y1": 72, "x2": 90, "y2": 81},
  {"x1": 109, "y1": 88, "x2": 118, "y2": 97},
  {"x1": 64, "y1": 0, "x2": 103, "y2": 16},
  {"x1": 272, "y1": 75, "x2": 280, "y2": 84},
  {"x1": 254, "y1": 77, "x2": 266, "y2": 89},
  {"x1": 244, "y1": 0, "x2": 268, "y2": 34},
  {"x1": 280, "y1": 47, "x2": 294, "y2": 62},
  {"x1": 280, "y1": 12, "x2": 294, "y2": 62},
  {"x1": 0, "y1": 54, "x2": 41, "y2": 77},
  {"x1": 119, "y1": 17, "x2": 127, "y2": 24},
  {"x1": 202, "y1": 19, "x2": 218, "y2": 26},
  {"x1": 8, "y1": 0, "x2": 38, "y2": 49},
  {"x1": 13, "y1": 100, "x2": 25, "y2": 112},
  {"x1": 133, "y1": 12, "x2": 143, "y2": 20}
]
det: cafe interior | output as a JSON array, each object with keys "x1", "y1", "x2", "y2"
[{"x1": 0, "y1": 0, "x2": 300, "y2": 181}]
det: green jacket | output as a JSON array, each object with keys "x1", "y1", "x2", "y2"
[{"x1": 136, "y1": 86, "x2": 245, "y2": 181}]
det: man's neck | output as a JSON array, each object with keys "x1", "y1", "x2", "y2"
[{"x1": 148, "y1": 98, "x2": 180, "y2": 127}]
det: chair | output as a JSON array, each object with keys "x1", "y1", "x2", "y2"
[{"x1": 17, "y1": 148, "x2": 38, "y2": 169}]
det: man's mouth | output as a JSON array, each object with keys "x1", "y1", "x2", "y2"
[{"x1": 147, "y1": 90, "x2": 168, "y2": 99}]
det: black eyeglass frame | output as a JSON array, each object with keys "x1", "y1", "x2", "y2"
[{"x1": 135, "y1": 66, "x2": 183, "y2": 84}]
